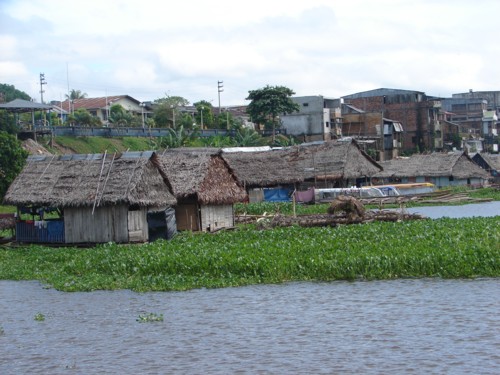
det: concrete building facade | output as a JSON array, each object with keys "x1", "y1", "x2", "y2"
[{"x1": 280, "y1": 96, "x2": 342, "y2": 142}]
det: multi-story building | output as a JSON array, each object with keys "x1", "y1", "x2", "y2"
[
  {"x1": 447, "y1": 90, "x2": 500, "y2": 152},
  {"x1": 280, "y1": 96, "x2": 342, "y2": 142},
  {"x1": 342, "y1": 88, "x2": 445, "y2": 156}
]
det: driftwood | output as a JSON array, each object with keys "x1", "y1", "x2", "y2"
[
  {"x1": 254, "y1": 210, "x2": 425, "y2": 229},
  {"x1": 250, "y1": 196, "x2": 425, "y2": 230}
]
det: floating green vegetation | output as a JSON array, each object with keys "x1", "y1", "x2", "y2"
[
  {"x1": 34, "y1": 313, "x2": 45, "y2": 321},
  {"x1": 0, "y1": 216, "x2": 498, "y2": 292},
  {"x1": 137, "y1": 313, "x2": 164, "y2": 323}
]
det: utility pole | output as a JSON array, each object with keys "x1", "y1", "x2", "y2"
[
  {"x1": 39, "y1": 73, "x2": 47, "y2": 126},
  {"x1": 217, "y1": 80, "x2": 223, "y2": 128},
  {"x1": 39, "y1": 73, "x2": 47, "y2": 103}
]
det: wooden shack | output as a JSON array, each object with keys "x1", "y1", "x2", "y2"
[
  {"x1": 222, "y1": 139, "x2": 382, "y2": 202},
  {"x1": 222, "y1": 146, "x2": 303, "y2": 202},
  {"x1": 3, "y1": 151, "x2": 176, "y2": 244},
  {"x1": 374, "y1": 152, "x2": 490, "y2": 188},
  {"x1": 157, "y1": 149, "x2": 247, "y2": 232}
]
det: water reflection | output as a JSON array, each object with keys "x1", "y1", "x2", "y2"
[{"x1": 1, "y1": 279, "x2": 499, "y2": 374}]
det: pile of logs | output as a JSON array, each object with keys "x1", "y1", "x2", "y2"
[{"x1": 237, "y1": 196, "x2": 426, "y2": 230}]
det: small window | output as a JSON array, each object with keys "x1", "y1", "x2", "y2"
[{"x1": 303, "y1": 103, "x2": 309, "y2": 107}]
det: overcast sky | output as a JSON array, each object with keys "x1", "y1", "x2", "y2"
[{"x1": 1, "y1": 0, "x2": 499, "y2": 106}]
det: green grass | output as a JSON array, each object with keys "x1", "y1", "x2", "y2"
[
  {"x1": 52, "y1": 136, "x2": 154, "y2": 154},
  {"x1": 0, "y1": 206, "x2": 16, "y2": 214},
  {"x1": 0, "y1": 217, "x2": 498, "y2": 292}
]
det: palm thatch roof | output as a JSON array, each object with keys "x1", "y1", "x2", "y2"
[
  {"x1": 222, "y1": 140, "x2": 382, "y2": 187},
  {"x1": 375, "y1": 152, "x2": 490, "y2": 179},
  {"x1": 222, "y1": 148, "x2": 303, "y2": 187},
  {"x1": 287, "y1": 140, "x2": 382, "y2": 181},
  {"x1": 473, "y1": 153, "x2": 500, "y2": 172},
  {"x1": 3, "y1": 152, "x2": 176, "y2": 208},
  {"x1": 157, "y1": 150, "x2": 247, "y2": 205}
]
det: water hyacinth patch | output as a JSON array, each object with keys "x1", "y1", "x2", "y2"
[
  {"x1": 0, "y1": 216, "x2": 498, "y2": 292},
  {"x1": 34, "y1": 313, "x2": 45, "y2": 321},
  {"x1": 137, "y1": 313, "x2": 164, "y2": 323}
]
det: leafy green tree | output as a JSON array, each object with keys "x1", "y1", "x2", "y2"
[
  {"x1": 0, "y1": 83, "x2": 31, "y2": 102},
  {"x1": 109, "y1": 104, "x2": 133, "y2": 127},
  {"x1": 154, "y1": 95, "x2": 189, "y2": 108},
  {"x1": 153, "y1": 95, "x2": 190, "y2": 128},
  {"x1": 65, "y1": 89, "x2": 87, "y2": 100},
  {"x1": 49, "y1": 111, "x2": 62, "y2": 126},
  {"x1": 193, "y1": 101, "x2": 215, "y2": 129},
  {"x1": 246, "y1": 85, "x2": 300, "y2": 143},
  {"x1": 0, "y1": 131, "x2": 28, "y2": 200},
  {"x1": 73, "y1": 108, "x2": 101, "y2": 127},
  {"x1": 216, "y1": 110, "x2": 238, "y2": 130},
  {"x1": 178, "y1": 112, "x2": 196, "y2": 129},
  {"x1": 0, "y1": 83, "x2": 31, "y2": 134}
]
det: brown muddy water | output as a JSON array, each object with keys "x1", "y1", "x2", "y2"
[{"x1": 1, "y1": 278, "x2": 499, "y2": 374}]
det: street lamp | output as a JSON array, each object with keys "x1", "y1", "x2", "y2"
[{"x1": 200, "y1": 106, "x2": 204, "y2": 129}]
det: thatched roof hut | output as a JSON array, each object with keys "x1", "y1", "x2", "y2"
[
  {"x1": 222, "y1": 148, "x2": 303, "y2": 188},
  {"x1": 374, "y1": 152, "x2": 490, "y2": 186},
  {"x1": 287, "y1": 140, "x2": 382, "y2": 182},
  {"x1": 222, "y1": 139, "x2": 382, "y2": 188},
  {"x1": 157, "y1": 149, "x2": 247, "y2": 205},
  {"x1": 472, "y1": 153, "x2": 500, "y2": 176},
  {"x1": 4, "y1": 151, "x2": 176, "y2": 208},
  {"x1": 157, "y1": 149, "x2": 246, "y2": 232}
]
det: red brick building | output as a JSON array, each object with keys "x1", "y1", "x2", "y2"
[{"x1": 342, "y1": 88, "x2": 443, "y2": 155}]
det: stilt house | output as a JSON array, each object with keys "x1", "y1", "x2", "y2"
[
  {"x1": 222, "y1": 139, "x2": 382, "y2": 202},
  {"x1": 374, "y1": 152, "x2": 490, "y2": 188},
  {"x1": 3, "y1": 151, "x2": 176, "y2": 244},
  {"x1": 157, "y1": 149, "x2": 247, "y2": 232}
]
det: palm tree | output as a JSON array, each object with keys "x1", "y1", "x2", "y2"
[{"x1": 65, "y1": 89, "x2": 88, "y2": 100}]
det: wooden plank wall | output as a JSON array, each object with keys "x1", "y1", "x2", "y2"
[
  {"x1": 175, "y1": 203, "x2": 200, "y2": 231},
  {"x1": 64, "y1": 205, "x2": 129, "y2": 243},
  {"x1": 200, "y1": 205, "x2": 234, "y2": 232},
  {"x1": 128, "y1": 208, "x2": 148, "y2": 242}
]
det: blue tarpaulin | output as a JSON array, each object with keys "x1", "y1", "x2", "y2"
[{"x1": 263, "y1": 188, "x2": 292, "y2": 202}]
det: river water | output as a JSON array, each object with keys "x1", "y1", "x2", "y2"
[
  {"x1": 404, "y1": 201, "x2": 500, "y2": 219},
  {"x1": 1, "y1": 279, "x2": 499, "y2": 374}
]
